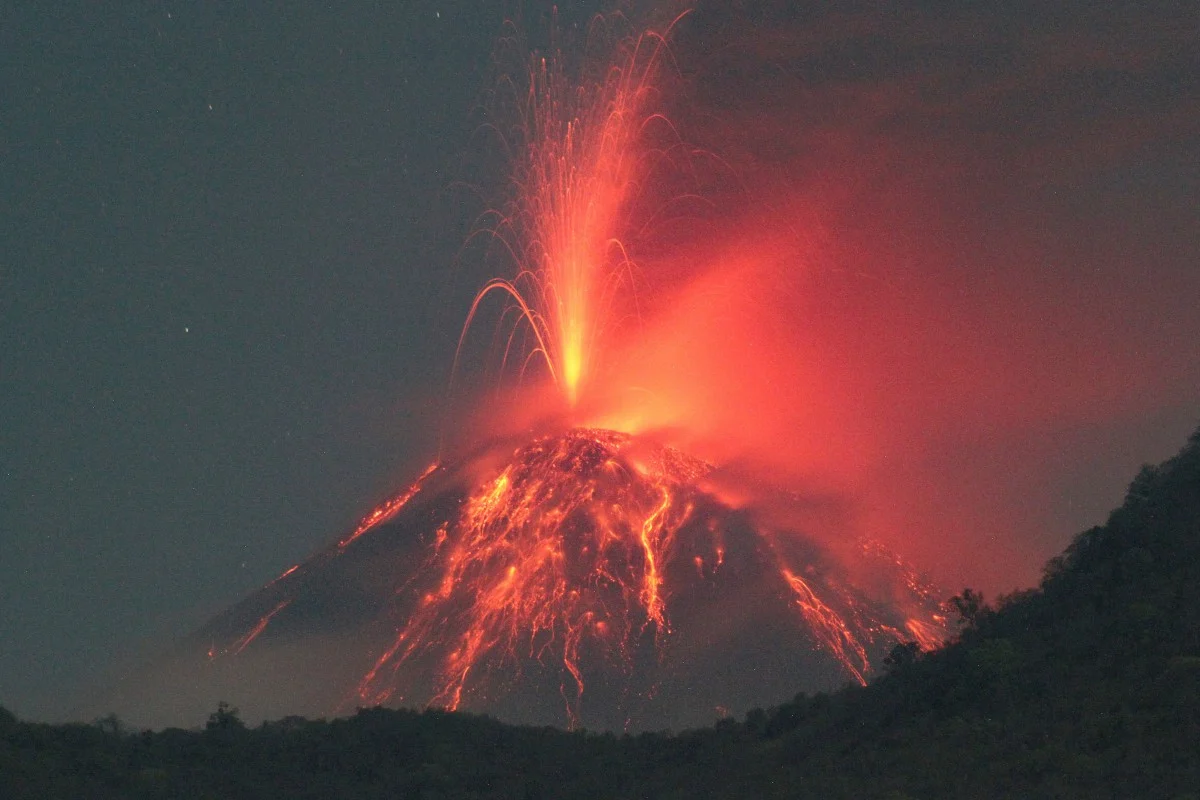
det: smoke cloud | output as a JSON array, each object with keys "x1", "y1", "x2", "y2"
[{"x1": 584, "y1": 0, "x2": 1200, "y2": 593}]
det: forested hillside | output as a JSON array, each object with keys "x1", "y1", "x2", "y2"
[{"x1": 3, "y1": 427, "x2": 1198, "y2": 799}]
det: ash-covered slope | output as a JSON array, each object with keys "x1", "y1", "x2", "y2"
[{"x1": 107, "y1": 428, "x2": 945, "y2": 731}]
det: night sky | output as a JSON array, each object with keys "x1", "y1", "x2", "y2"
[{"x1": 3, "y1": 1, "x2": 1197, "y2": 724}]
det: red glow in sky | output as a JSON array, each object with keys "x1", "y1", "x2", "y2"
[{"x1": 454, "y1": 3, "x2": 1200, "y2": 596}]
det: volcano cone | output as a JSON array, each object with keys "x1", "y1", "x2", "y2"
[{"x1": 112, "y1": 428, "x2": 946, "y2": 731}]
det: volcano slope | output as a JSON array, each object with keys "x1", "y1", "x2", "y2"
[
  {"x1": 3, "y1": 426, "x2": 1199, "y2": 798},
  {"x1": 102, "y1": 427, "x2": 946, "y2": 732},
  {"x1": 672, "y1": 424, "x2": 1200, "y2": 798}
]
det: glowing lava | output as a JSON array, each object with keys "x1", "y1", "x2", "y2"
[
  {"x1": 195, "y1": 427, "x2": 948, "y2": 729},
  {"x1": 353, "y1": 429, "x2": 703, "y2": 723},
  {"x1": 336, "y1": 429, "x2": 945, "y2": 724},
  {"x1": 338, "y1": 462, "x2": 440, "y2": 549}
]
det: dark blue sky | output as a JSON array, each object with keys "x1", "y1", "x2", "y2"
[
  {"x1": 1, "y1": 1, "x2": 521, "y2": 720},
  {"x1": 2, "y1": 1, "x2": 1197, "y2": 723}
]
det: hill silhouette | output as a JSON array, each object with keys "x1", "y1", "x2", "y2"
[{"x1": 3, "y1": 425, "x2": 1198, "y2": 799}]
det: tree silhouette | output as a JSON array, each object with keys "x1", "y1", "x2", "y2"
[
  {"x1": 883, "y1": 640, "x2": 922, "y2": 672},
  {"x1": 949, "y1": 588, "x2": 987, "y2": 628},
  {"x1": 205, "y1": 701, "x2": 245, "y2": 733}
]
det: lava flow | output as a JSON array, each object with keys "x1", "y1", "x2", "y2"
[
  {"x1": 354, "y1": 428, "x2": 704, "y2": 722},
  {"x1": 182, "y1": 424, "x2": 947, "y2": 730},
  {"x1": 346, "y1": 428, "x2": 946, "y2": 726}
]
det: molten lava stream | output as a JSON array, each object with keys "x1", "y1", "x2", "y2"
[
  {"x1": 780, "y1": 568, "x2": 869, "y2": 685},
  {"x1": 353, "y1": 429, "x2": 702, "y2": 724}
]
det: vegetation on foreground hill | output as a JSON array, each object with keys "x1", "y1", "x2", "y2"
[{"x1": 3, "y1": 427, "x2": 1198, "y2": 799}]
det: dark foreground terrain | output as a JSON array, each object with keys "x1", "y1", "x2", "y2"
[{"x1": 4, "y1": 427, "x2": 1199, "y2": 799}]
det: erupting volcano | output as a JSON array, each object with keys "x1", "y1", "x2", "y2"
[
  {"x1": 115, "y1": 11, "x2": 952, "y2": 731},
  {"x1": 184, "y1": 425, "x2": 946, "y2": 731}
]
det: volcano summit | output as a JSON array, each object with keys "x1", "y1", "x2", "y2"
[{"x1": 114, "y1": 428, "x2": 946, "y2": 731}]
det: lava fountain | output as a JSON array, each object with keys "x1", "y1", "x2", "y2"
[{"x1": 456, "y1": 11, "x2": 689, "y2": 408}]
